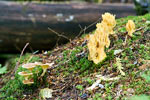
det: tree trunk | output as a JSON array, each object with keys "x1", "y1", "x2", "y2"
[{"x1": 0, "y1": 1, "x2": 136, "y2": 53}]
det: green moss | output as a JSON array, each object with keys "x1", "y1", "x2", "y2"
[
  {"x1": 129, "y1": 95, "x2": 150, "y2": 100},
  {"x1": 141, "y1": 70, "x2": 150, "y2": 83},
  {"x1": 84, "y1": 77, "x2": 94, "y2": 85},
  {"x1": 0, "y1": 79, "x2": 23, "y2": 99},
  {"x1": 76, "y1": 85, "x2": 83, "y2": 90},
  {"x1": 0, "y1": 53, "x2": 41, "y2": 99},
  {"x1": 92, "y1": 93, "x2": 102, "y2": 100}
]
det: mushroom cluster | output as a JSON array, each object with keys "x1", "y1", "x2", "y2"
[
  {"x1": 126, "y1": 20, "x2": 135, "y2": 37},
  {"x1": 18, "y1": 62, "x2": 52, "y2": 85},
  {"x1": 87, "y1": 12, "x2": 116, "y2": 64}
]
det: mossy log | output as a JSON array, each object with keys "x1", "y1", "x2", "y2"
[{"x1": 0, "y1": 1, "x2": 136, "y2": 53}]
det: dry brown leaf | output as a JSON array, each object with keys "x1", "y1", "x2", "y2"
[{"x1": 138, "y1": 64, "x2": 148, "y2": 70}]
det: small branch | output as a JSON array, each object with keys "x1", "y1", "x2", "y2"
[
  {"x1": 12, "y1": 43, "x2": 29, "y2": 74},
  {"x1": 86, "y1": 79, "x2": 101, "y2": 91},
  {"x1": 121, "y1": 27, "x2": 144, "y2": 36},
  {"x1": 76, "y1": 18, "x2": 101, "y2": 39},
  {"x1": 123, "y1": 35, "x2": 128, "y2": 46},
  {"x1": 86, "y1": 75, "x2": 120, "y2": 91},
  {"x1": 123, "y1": 27, "x2": 144, "y2": 46},
  {"x1": 135, "y1": 27, "x2": 144, "y2": 32},
  {"x1": 48, "y1": 27, "x2": 70, "y2": 42},
  {"x1": 54, "y1": 32, "x2": 66, "y2": 48},
  {"x1": 27, "y1": 55, "x2": 33, "y2": 63}
]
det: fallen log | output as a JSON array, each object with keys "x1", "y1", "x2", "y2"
[{"x1": 0, "y1": 1, "x2": 136, "y2": 53}]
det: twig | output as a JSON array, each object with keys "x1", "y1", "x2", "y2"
[
  {"x1": 54, "y1": 32, "x2": 66, "y2": 48},
  {"x1": 76, "y1": 24, "x2": 84, "y2": 38},
  {"x1": 27, "y1": 55, "x2": 33, "y2": 63},
  {"x1": 86, "y1": 75, "x2": 120, "y2": 91},
  {"x1": 76, "y1": 18, "x2": 101, "y2": 39},
  {"x1": 120, "y1": 27, "x2": 144, "y2": 36},
  {"x1": 54, "y1": 36, "x2": 61, "y2": 48},
  {"x1": 123, "y1": 35, "x2": 128, "y2": 46},
  {"x1": 135, "y1": 27, "x2": 144, "y2": 32},
  {"x1": 13, "y1": 43, "x2": 29, "y2": 74},
  {"x1": 123, "y1": 27, "x2": 144, "y2": 46},
  {"x1": 32, "y1": 50, "x2": 39, "y2": 54},
  {"x1": 14, "y1": 44, "x2": 22, "y2": 52},
  {"x1": 48, "y1": 27, "x2": 70, "y2": 42}
]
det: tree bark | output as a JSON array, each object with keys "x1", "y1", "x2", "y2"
[{"x1": 0, "y1": 1, "x2": 136, "y2": 53}]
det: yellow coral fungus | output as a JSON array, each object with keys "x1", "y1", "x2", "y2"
[
  {"x1": 101, "y1": 12, "x2": 116, "y2": 34},
  {"x1": 93, "y1": 46, "x2": 106, "y2": 64},
  {"x1": 88, "y1": 33, "x2": 106, "y2": 64},
  {"x1": 88, "y1": 23, "x2": 109, "y2": 64},
  {"x1": 87, "y1": 12, "x2": 116, "y2": 64},
  {"x1": 95, "y1": 23, "x2": 110, "y2": 48},
  {"x1": 126, "y1": 20, "x2": 135, "y2": 37},
  {"x1": 87, "y1": 34, "x2": 97, "y2": 61}
]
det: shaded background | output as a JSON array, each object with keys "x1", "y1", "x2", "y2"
[{"x1": 0, "y1": 0, "x2": 137, "y2": 53}]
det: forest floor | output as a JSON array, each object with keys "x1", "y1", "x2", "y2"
[{"x1": 0, "y1": 14, "x2": 150, "y2": 100}]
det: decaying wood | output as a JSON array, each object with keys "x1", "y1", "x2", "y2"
[{"x1": 0, "y1": 1, "x2": 136, "y2": 53}]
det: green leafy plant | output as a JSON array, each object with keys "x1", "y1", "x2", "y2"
[{"x1": 0, "y1": 64, "x2": 7, "y2": 74}]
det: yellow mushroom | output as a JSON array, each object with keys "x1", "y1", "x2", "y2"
[
  {"x1": 39, "y1": 63, "x2": 50, "y2": 77},
  {"x1": 23, "y1": 79, "x2": 34, "y2": 85},
  {"x1": 126, "y1": 20, "x2": 135, "y2": 37},
  {"x1": 18, "y1": 71, "x2": 33, "y2": 80},
  {"x1": 22, "y1": 63, "x2": 37, "y2": 71}
]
